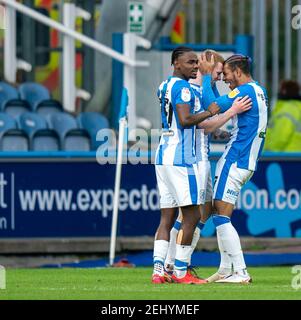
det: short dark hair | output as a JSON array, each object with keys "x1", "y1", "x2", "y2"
[
  {"x1": 171, "y1": 46, "x2": 193, "y2": 65},
  {"x1": 224, "y1": 54, "x2": 252, "y2": 75},
  {"x1": 279, "y1": 80, "x2": 301, "y2": 99}
]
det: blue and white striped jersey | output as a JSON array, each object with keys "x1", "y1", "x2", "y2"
[
  {"x1": 155, "y1": 77, "x2": 197, "y2": 167},
  {"x1": 215, "y1": 82, "x2": 268, "y2": 171},
  {"x1": 190, "y1": 83, "x2": 210, "y2": 162}
]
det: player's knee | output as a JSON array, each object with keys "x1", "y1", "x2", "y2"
[{"x1": 159, "y1": 218, "x2": 175, "y2": 231}]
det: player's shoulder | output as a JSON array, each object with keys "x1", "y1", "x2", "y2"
[
  {"x1": 157, "y1": 81, "x2": 165, "y2": 98},
  {"x1": 227, "y1": 83, "x2": 254, "y2": 99},
  {"x1": 172, "y1": 77, "x2": 193, "y2": 94},
  {"x1": 157, "y1": 78, "x2": 171, "y2": 97},
  {"x1": 192, "y1": 83, "x2": 202, "y2": 97},
  {"x1": 172, "y1": 77, "x2": 191, "y2": 90},
  {"x1": 158, "y1": 79, "x2": 168, "y2": 91},
  {"x1": 190, "y1": 83, "x2": 201, "y2": 91},
  {"x1": 170, "y1": 80, "x2": 194, "y2": 105}
]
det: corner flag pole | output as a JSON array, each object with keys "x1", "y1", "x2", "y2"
[{"x1": 109, "y1": 88, "x2": 128, "y2": 266}]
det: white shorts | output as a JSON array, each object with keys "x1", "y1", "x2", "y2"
[
  {"x1": 198, "y1": 160, "x2": 213, "y2": 203},
  {"x1": 213, "y1": 157, "x2": 253, "y2": 205},
  {"x1": 155, "y1": 164, "x2": 202, "y2": 208}
]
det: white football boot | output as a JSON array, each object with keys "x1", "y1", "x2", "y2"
[
  {"x1": 215, "y1": 271, "x2": 252, "y2": 284},
  {"x1": 206, "y1": 270, "x2": 232, "y2": 283}
]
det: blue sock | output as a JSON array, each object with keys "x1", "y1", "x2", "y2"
[
  {"x1": 173, "y1": 220, "x2": 182, "y2": 231},
  {"x1": 212, "y1": 214, "x2": 230, "y2": 227},
  {"x1": 197, "y1": 221, "x2": 205, "y2": 235}
]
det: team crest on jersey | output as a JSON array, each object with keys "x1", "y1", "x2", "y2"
[
  {"x1": 228, "y1": 88, "x2": 240, "y2": 98},
  {"x1": 181, "y1": 87, "x2": 191, "y2": 102}
]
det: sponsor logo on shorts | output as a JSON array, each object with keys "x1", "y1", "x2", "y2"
[
  {"x1": 226, "y1": 189, "x2": 239, "y2": 197},
  {"x1": 199, "y1": 189, "x2": 205, "y2": 203}
]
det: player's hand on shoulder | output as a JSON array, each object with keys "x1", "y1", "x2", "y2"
[
  {"x1": 198, "y1": 53, "x2": 215, "y2": 75},
  {"x1": 232, "y1": 95, "x2": 252, "y2": 114}
]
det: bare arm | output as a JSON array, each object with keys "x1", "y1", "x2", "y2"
[
  {"x1": 177, "y1": 103, "x2": 220, "y2": 127},
  {"x1": 198, "y1": 96, "x2": 252, "y2": 133}
]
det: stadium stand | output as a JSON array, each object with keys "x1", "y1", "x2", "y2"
[
  {"x1": 18, "y1": 112, "x2": 48, "y2": 138},
  {"x1": 0, "y1": 129, "x2": 29, "y2": 151},
  {"x1": 3, "y1": 100, "x2": 32, "y2": 119},
  {"x1": 0, "y1": 81, "x2": 111, "y2": 151},
  {"x1": 0, "y1": 112, "x2": 17, "y2": 134},
  {"x1": 48, "y1": 112, "x2": 91, "y2": 151},
  {"x1": 0, "y1": 81, "x2": 32, "y2": 118},
  {"x1": 19, "y1": 82, "x2": 50, "y2": 109},
  {"x1": 0, "y1": 112, "x2": 29, "y2": 151},
  {"x1": 77, "y1": 112, "x2": 110, "y2": 150},
  {"x1": 17, "y1": 112, "x2": 59, "y2": 151},
  {"x1": 48, "y1": 112, "x2": 78, "y2": 139},
  {"x1": 31, "y1": 129, "x2": 60, "y2": 151},
  {"x1": 64, "y1": 130, "x2": 91, "y2": 151},
  {"x1": 35, "y1": 99, "x2": 64, "y2": 117},
  {"x1": 0, "y1": 81, "x2": 19, "y2": 109},
  {"x1": 19, "y1": 82, "x2": 64, "y2": 116}
]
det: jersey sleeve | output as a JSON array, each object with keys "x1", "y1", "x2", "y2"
[
  {"x1": 215, "y1": 85, "x2": 250, "y2": 113},
  {"x1": 200, "y1": 74, "x2": 216, "y2": 110},
  {"x1": 212, "y1": 83, "x2": 220, "y2": 98},
  {"x1": 172, "y1": 81, "x2": 193, "y2": 106}
]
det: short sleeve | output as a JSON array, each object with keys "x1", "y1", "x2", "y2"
[{"x1": 173, "y1": 81, "x2": 193, "y2": 106}]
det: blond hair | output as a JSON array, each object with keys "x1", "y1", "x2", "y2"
[{"x1": 203, "y1": 49, "x2": 224, "y2": 65}]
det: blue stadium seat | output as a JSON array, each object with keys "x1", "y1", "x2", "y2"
[
  {"x1": 0, "y1": 129, "x2": 29, "y2": 151},
  {"x1": 0, "y1": 112, "x2": 29, "y2": 151},
  {"x1": 35, "y1": 99, "x2": 63, "y2": 116},
  {"x1": 77, "y1": 112, "x2": 110, "y2": 150},
  {"x1": 0, "y1": 82, "x2": 31, "y2": 118},
  {"x1": 3, "y1": 100, "x2": 32, "y2": 119},
  {"x1": 0, "y1": 113, "x2": 17, "y2": 136},
  {"x1": 17, "y1": 112, "x2": 48, "y2": 138},
  {"x1": 49, "y1": 112, "x2": 91, "y2": 151},
  {"x1": 0, "y1": 82, "x2": 19, "y2": 109},
  {"x1": 64, "y1": 130, "x2": 91, "y2": 151},
  {"x1": 19, "y1": 82, "x2": 64, "y2": 116},
  {"x1": 48, "y1": 112, "x2": 78, "y2": 138},
  {"x1": 31, "y1": 129, "x2": 60, "y2": 151},
  {"x1": 19, "y1": 82, "x2": 50, "y2": 109}
]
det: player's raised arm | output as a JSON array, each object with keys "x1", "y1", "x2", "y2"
[
  {"x1": 198, "y1": 53, "x2": 217, "y2": 110},
  {"x1": 212, "y1": 82, "x2": 220, "y2": 98},
  {"x1": 199, "y1": 52, "x2": 244, "y2": 113}
]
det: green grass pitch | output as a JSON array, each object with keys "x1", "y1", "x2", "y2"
[{"x1": 0, "y1": 267, "x2": 300, "y2": 300}]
